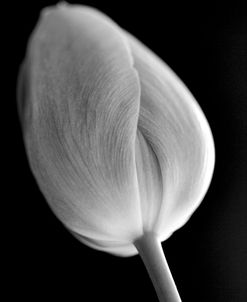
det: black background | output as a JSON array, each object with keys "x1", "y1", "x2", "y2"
[{"x1": 6, "y1": 0, "x2": 247, "y2": 301}]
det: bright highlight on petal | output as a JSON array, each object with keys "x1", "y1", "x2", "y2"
[{"x1": 18, "y1": 3, "x2": 215, "y2": 301}]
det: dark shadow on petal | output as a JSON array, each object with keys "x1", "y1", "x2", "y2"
[{"x1": 17, "y1": 58, "x2": 32, "y2": 133}]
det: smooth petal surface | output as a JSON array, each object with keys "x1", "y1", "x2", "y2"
[
  {"x1": 22, "y1": 5, "x2": 143, "y2": 254},
  {"x1": 127, "y1": 34, "x2": 215, "y2": 241}
]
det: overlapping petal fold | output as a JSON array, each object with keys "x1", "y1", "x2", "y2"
[{"x1": 19, "y1": 4, "x2": 215, "y2": 257}]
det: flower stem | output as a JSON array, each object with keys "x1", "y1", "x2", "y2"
[{"x1": 134, "y1": 233, "x2": 182, "y2": 302}]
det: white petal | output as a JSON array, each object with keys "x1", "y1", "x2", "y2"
[
  {"x1": 126, "y1": 33, "x2": 215, "y2": 240},
  {"x1": 22, "y1": 5, "x2": 143, "y2": 247}
]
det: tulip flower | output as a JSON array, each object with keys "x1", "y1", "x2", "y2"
[{"x1": 18, "y1": 3, "x2": 215, "y2": 301}]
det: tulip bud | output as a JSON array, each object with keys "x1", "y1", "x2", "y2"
[{"x1": 18, "y1": 3, "x2": 215, "y2": 301}]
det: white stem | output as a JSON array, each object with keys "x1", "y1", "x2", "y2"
[{"x1": 134, "y1": 233, "x2": 182, "y2": 302}]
